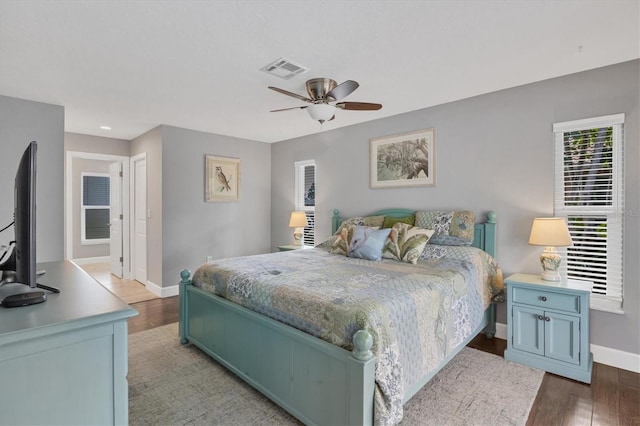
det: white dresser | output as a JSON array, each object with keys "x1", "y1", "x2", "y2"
[{"x1": 0, "y1": 261, "x2": 138, "y2": 425}]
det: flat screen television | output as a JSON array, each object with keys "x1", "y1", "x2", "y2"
[
  {"x1": 14, "y1": 140, "x2": 38, "y2": 288},
  {"x1": 0, "y1": 141, "x2": 59, "y2": 307}
]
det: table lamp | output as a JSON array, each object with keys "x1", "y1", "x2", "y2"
[
  {"x1": 528, "y1": 217, "x2": 573, "y2": 281},
  {"x1": 289, "y1": 212, "x2": 308, "y2": 246}
]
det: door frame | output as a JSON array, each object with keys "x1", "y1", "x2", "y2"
[
  {"x1": 65, "y1": 151, "x2": 131, "y2": 278},
  {"x1": 129, "y1": 153, "x2": 147, "y2": 284}
]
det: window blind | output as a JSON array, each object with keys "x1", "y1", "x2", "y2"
[
  {"x1": 81, "y1": 174, "x2": 111, "y2": 242},
  {"x1": 553, "y1": 114, "x2": 624, "y2": 312},
  {"x1": 295, "y1": 160, "x2": 316, "y2": 246}
]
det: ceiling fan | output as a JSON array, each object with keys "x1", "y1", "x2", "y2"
[{"x1": 268, "y1": 78, "x2": 382, "y2": 124}]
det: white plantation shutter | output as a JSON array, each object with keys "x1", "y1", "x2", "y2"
[
  {"x1": 553, "y1": 114, "x2": 624, "y2": 312},
  {"x1": 295, "y1": 160, "x2": 316, "y2": 246}
]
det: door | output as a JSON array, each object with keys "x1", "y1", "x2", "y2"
[
  {"x1": 109, "y1": 162, "x2": 123, "y2": 277},
  {"x1": 512, "y1": 305, "x2": 545, "y2": 356},
  {"x1": 545, "y1": 311, "x2": 580, "y2": 365},
  {"x1": 133, "y1": 157, "x2": 147, "y2": 283}
]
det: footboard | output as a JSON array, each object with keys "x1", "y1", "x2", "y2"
[{"x1": 179, "y1": 270, "x2": 376, "y2": 426}]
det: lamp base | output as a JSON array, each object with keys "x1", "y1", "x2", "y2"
[
  {"x1": 292, "y1": 228, "x2": 303, "y2": 246},
  {"x1": 540, "y1": 271, "x2": 561, "y2": 281},
  {"x1": 540, "y1": 246, "x2": 562, "y2": 281}
]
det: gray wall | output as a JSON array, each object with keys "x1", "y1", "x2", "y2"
[
  {"x1": 130, "y1": 127, "x2": 163, "y2": 286},
  {"x1": 271, "y1": 60, "x2": 639, "y2": 356},
  {"x1": 0, "y1": 95, "x2": 64, "y2": 263},
  {"x1": 161, "y1": 125, "x2": 271, "y2": 289},
  {"x1": 65, "y1": 132, "x2": 131, "y2": 156}
]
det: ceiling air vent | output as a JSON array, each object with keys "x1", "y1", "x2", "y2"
[{"x1": 260, "y1": 57, "x2": 309, "y2": 80}]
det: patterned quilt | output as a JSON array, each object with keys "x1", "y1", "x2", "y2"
[{"x1": 192, "y1": 245, "x2": 503, "y2": 425}]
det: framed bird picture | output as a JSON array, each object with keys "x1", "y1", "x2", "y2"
[{"x1": 205, "y1": 155, "x2": 240, "y2": 202}]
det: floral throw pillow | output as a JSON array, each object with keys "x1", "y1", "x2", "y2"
[
  {"x1": 334, "y1": 215, "x2": 385, "y2": 235},
  {"x1": 329, "y1": 224, "x2": 355, "y2": 255},
  {"x1": 382, "y1": 223, "x2": 435, "y2": 264},
  {"x1": 415, "y1": 210, "x2": 475, "y2": 246}
]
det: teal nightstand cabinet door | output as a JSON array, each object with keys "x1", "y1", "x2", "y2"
[
  {"x1": 512, "y1": 305, "x2": 545, "y2": 356},
  {"x1": 505, "y1": 273, "x2": 593, "y2": 384},
  {"x1": 546, "y1": 311, "x2": 580, "y2": 365}
]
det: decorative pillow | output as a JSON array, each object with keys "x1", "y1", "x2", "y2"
[
  {"x1": 420, "y1": 245, "x2": 449, "y2": 260},
  {"x1": 348, "y1": 226, "x2": 392, "y2": 261},
  {"x1": 335, "y1": 215, "x2": 385, "y2": 235},
  {"x1": 329, "y1": 224, "x2": 355, "y2": 255},
  {"x1": 382, "y1": 215, "x2": 415, "y2": 229},
  {"x1": 415, "y1": 210, "x2": 475, "y2": 246},
  {"x1": 382, "y1": 223, "x2": 435, "y2": 264}
]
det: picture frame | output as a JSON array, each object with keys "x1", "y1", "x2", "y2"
[
  {"x1": 370, "y1": 128, "x2": 436, "y2": 189},
  {"x1": 205, "y1": 155, "x2": 240, "y2": 202}
]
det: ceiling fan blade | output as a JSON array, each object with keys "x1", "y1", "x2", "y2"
[
  {"x1": 336, "y1": 102, "x2": 382, "y2": 111},
  {"x1": 268, "y1": 86, "x2": 313, "y2": 103},
  {"x1": 327, "y1": 80, "x2": 359, "y2": 101},
  {"x1": 270, "y1": 106, "x2": 308, "y2": 112}
]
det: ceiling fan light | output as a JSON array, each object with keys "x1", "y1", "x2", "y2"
[{"x1": 307, "y1": 104, "x2": 336, "y2": 123}]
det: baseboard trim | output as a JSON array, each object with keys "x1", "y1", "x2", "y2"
[
  {"x1": 71, "y1": 256, "x2": 110, "y2": 265},
  {"x1": 495, "y1": 321, "x2": 507, "y2": 340},
  {"x1": 495, "y1": 321, "x2": 639, "y2": 373},
  {"x1": 145, "y1": 280, "x2": 179, "y2": 298},
  {"x1": 591, "y1": 344, "x2": 640, "y2": 373}
]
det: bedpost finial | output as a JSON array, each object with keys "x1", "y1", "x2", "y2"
[
  {"x1": 352, "y1": 329, "x2": 374, "y2": 361},
  {"x1": 180, "y1": 269, "x2": 192, "y2": 283},
  {"x1": 487, "y1": 211, "x2": 497, "y2": 223}
]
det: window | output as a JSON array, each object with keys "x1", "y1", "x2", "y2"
[
  {"x1": 294, "y1": 160, "x2": 315, "y2": 246},
  {"x1": 81, "y1": 173, "x2": 110, "y2": 245},
  {"x1": 553, "y1": 114, "x2": 624, "y2": 313}
]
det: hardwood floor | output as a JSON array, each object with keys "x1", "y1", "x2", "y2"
[
  {"x1": 79, "y1": 262, "x2": 158, "y2": 304},
  {"x1": 128, "y1": 295, "x2": 179, "y2": 334},
  {"x1": 132, "y1": 297, "x2": 640, "y2": 426}
]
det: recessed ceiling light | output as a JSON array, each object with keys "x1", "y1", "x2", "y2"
[{"x1": 99, "y1": 125, "x2": 112, "y2": 130}]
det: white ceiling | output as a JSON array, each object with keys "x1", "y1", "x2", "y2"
[{"x1": 1, "y1": 1, "x2": 638, "y2": 143}]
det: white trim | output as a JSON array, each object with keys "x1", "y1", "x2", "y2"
[
  {"x1": 552, "y1": 113, "x2": 625, "y2": 132},
  {"x1": 496, "y1": 321, "x2": 639, "y2": 372},
  {"x1": 495, "y1": 321, "x2": 507, "y2": 340},
  {"x1": 71, "y1": 256, "x2": 110, "y2": 265},
  {"x1": 65, "y1": 151, "x2": 130, "y2": 279},
  {"x1": 591, "y1": 343, "x2": 640, "y2": 373},
  {"x1": 144, "y1": 280, "x2": 179, "y2": 298}
]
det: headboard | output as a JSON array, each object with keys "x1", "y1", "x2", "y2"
[{"x1": 331, "y1": 209, "x2": 497, "y2": 258}]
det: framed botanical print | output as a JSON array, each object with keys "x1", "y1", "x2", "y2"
[{"x1": 370, "y1": 128, "x2": 436, "y2": 188}]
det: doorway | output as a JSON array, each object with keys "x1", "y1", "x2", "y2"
[{"x1": 130, "y1": 153, "x2": 147, "y2": 284}]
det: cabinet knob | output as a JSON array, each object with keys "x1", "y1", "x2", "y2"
[
  {"x1": 545, "y1": 316, "x2": 551, "y2": 322},
  {"x1": 537, "y1": 315, "x2": 544, "y2": 321},
  {"x1": 539, "y1": 296, "x2": 547, "y2": 302}
]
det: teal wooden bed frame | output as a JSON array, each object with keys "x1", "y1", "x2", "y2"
[{"x1": 179, "y1": 209, "x2": 497, "y2": 425}]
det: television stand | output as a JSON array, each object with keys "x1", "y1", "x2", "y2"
[{"x1": 0, "y1": 260, "x2": 138, "y2": 424}]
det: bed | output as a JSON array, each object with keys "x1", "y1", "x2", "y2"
[{"x1": 178, "y1": 208, "x2": 503, "y2": 425}]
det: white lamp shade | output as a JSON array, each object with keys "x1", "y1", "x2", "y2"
[
  {"x1": 306, "y1": 104, "x2": 336, "y2": 122},
  {"x1": 529, "y1": 217, "x2": 573, "y2": 247},
  {"x1": 289, "y1": 211, "x2": 308, "y2": 228}
]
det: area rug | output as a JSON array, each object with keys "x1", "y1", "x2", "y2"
[{"x1": 129, "y1": 323, "x2": 543, "y2": 425}]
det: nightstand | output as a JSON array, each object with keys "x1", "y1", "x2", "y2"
[
  {"x1": 504, "y1": 273, "x2": 593, "y2": 384},
  {"x1": 277, "y1": 245, "x2": 302, "y2": 251}
]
